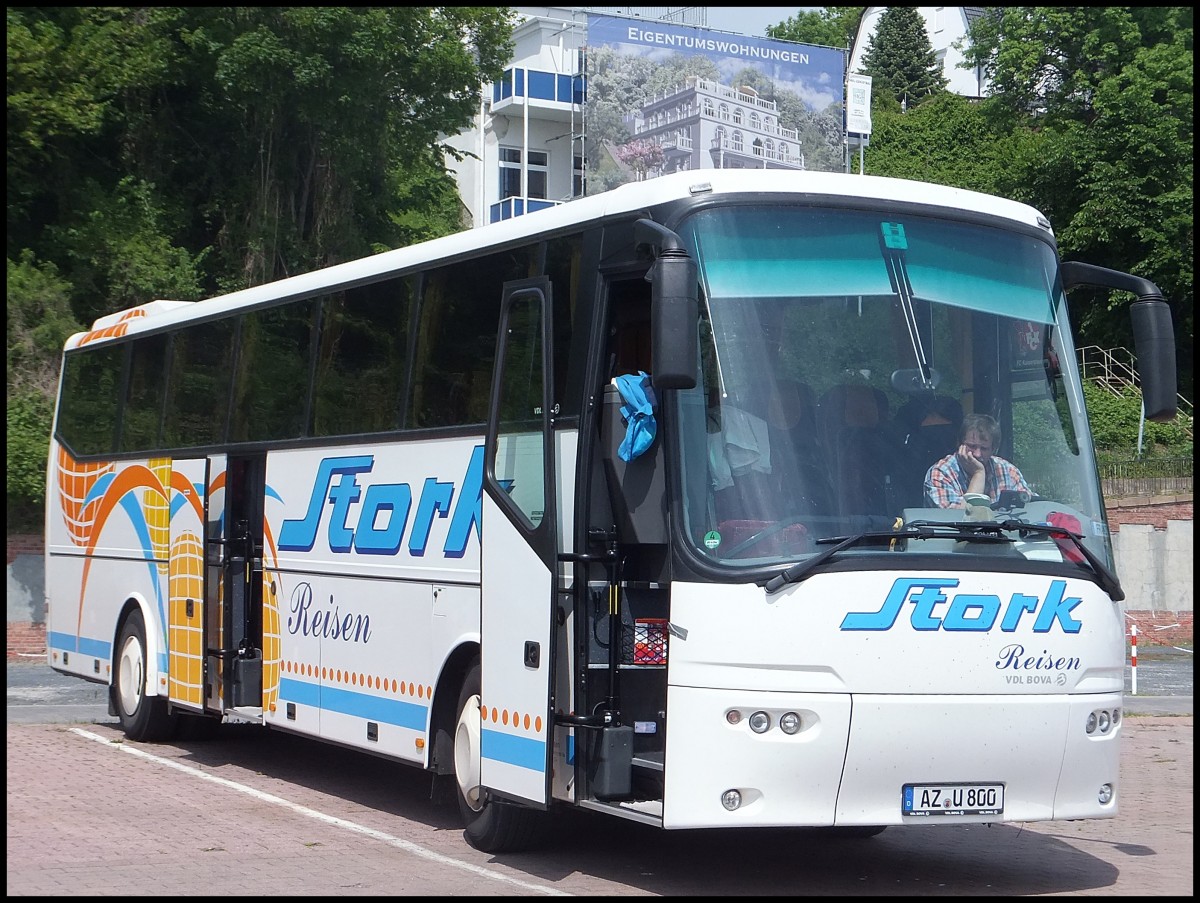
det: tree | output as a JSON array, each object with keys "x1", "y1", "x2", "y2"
[
  {"x1": 7, "y1": 7, "x2": 517, "y2": 311},
  {"x1": 857, "y1": 91, "x2": 1026, "y2": 194},
  {"x1": 767, "y1": 7, "x2": 864, "y2": 49},
  {"x1": 7, "y1": 253, "x2": 83, "y2": 529},
  {"x1": 860, "y1": 7, "x2": 949, "y2": 108},
  {"x1": 961, "y1": 8, "x2": 1193, "y2": 398}
]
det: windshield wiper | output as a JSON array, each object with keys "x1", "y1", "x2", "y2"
[
  {"x1": 765, "y1": 520, "x2": 1123, "y2": 601},
  {"x1": 992, "y1": 519, "x2": 1124, "y2": 601},
  {"x1": 765, "y1": 524, "x2": 1013, "y2": 592},
  {"x1": 764, "y1": 529, "x2": 908, "y2": 592}
]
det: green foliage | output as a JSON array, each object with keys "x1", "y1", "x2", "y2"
[
  {"x1": 857, "y1": 93, "x2": 1012, "y2": 191},
  {"x1": 7, "y1": 252, "x2": 82, "y2": 392},
  {"x1": 7, "y1": 390, "x2": 53, "y2": 531},
  {"x1": 1082, "y1": 382, "x2": 1193, "y2": 456},
  {"x1": 52, "y1": 177, "x2": 208, "y2": 321},
  {"x1": 7, "y1": 254, "x2": 82, "y2": 529},
  {"x1": 860, "y1": 7, "x2": 948, "y2": 106},
  {"x1": 7, "y1": 7, "x2": 517, "y2": 317},
  {"x1": 767, "y1": 7, "x2": 863, "y2": 48}
]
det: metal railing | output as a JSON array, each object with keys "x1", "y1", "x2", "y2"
[
  {"x1": 1078, "y1": 345, "x2": 1194, "y2": 427},
  {"x1": 1099, "y1": 457, "x2": 1193, "y2": 501}
]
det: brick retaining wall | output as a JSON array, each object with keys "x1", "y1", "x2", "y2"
[{"x1": 9, "y1": 496, "x2": 1194, "y2": 658}]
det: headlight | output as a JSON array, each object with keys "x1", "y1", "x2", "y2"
[
  {"x1": 779, "y1": 712, "x2": 801, "y2": 734},
  {"x1": 748, "y1": 711, "x2": 771, "y2": 734}
]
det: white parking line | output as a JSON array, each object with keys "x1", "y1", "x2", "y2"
[{"x1": 71, "y1": 727, "x2": 571, "y2": 896}]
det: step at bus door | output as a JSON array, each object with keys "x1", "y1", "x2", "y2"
[{"x1": 480, "y1": 277, "x2": 558, "y2": 809}]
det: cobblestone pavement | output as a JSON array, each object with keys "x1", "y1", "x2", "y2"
[{"x1": 6, "y1": 710, "x2": 1191, "y2": 896}]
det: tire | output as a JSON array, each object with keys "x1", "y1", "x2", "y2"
[
  {"x1": 453, "y1": 660, "x2": 547, "y2": 853},
  {"x1": 113, "y1": 608, "x2": 178, "y2": 742}
]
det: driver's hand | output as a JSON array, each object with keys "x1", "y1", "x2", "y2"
[{"x1": 956, "y1": 445, "x2": 983, "y2": 477}]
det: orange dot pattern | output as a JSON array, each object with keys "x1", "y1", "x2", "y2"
[
  {"x1": 273, "y1": 661, "x2": 546, "y2": 735},
  {"x1": 281, "y1": 660, "x2": 430, "y2": 701},
  {"x1": 481, "y1": 703, "x2": 544, "y2": 735}
]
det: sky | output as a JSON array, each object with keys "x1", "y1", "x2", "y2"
[{"x1": 703, "y1": 6, "x2": 814, "y2": 38}]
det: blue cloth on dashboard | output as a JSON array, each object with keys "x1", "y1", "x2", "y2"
[{"x1": 615, "y1": 371, "x2": 657, "y2": 461}]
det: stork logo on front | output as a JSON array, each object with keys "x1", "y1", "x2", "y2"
[
  {"x1": 277, "y1": 446, "x2": 484, "y2": 557},
  {"x1": 840, "y1": 577, "x2": 1083, "y2": 634}
]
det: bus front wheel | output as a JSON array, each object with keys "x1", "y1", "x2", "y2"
[
  {"x1": 453, "y1": 660, "x2": 546, "y2": 853},
  {"x1": 113, "y1": 608, "x2": 178, "y2": 742}
]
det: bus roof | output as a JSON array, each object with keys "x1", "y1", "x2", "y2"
[{"x1": 68, "y1": 169, "x2": 1050, "y2": 348}]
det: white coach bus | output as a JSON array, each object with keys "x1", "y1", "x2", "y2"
[{"x1": 46, "y1": 169, "x2": 1178, "y2": 851}]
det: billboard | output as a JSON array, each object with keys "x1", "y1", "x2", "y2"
[{"x1": 583, "y1": 14, "x2": 846, "y2": 194}]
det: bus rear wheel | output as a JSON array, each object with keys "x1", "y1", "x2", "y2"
[
  {"x1": 113, "y1": 608, "x2": 178, "y2": 742},
  {"x1": 453, "y1": 660, "x2": 546, "y2": 853}
]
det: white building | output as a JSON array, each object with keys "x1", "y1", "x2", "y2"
[
  {"x1": 847, "y1": 7, "x2": 988, "y2": 99},
  {"x1": 443, "y1": 7, "x2": 708, "y2": 229}
]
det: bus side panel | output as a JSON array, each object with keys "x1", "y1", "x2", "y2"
[
  {"x1": 261, "y1": 440, "x2": 485, "y2": 754},
  {"x1": 46, "y1": 448, "x2": 172, "y2": 689},
  {"x1": 167, "y1": 458, "x2": 208, "y2": 710}
]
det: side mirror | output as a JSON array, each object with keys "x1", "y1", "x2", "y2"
[
  {"x1": 1060, "y1": 261, "x2": 1177, "y2": 421},
  {"x1": 636, "y1": 219, "x2": 698, "y2": 390}
]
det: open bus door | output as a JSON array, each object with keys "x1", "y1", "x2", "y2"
[
  {"x1": 479, "y1": 277, "x2": 558, "y2": 809},
  {"x1": 202, "y1": 453, "x2": 266, "y2": 717}
]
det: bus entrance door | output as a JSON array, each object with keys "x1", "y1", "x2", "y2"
[
  {"x1": 204, "y1": 453, "x2": 267, "y2": 717},
  {"x1": 480, "y1": 280, "x2": 558, "y2": 809}
]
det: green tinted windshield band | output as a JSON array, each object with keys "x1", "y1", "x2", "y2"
[{"x1": 688, "y1": 207, "x2": 1057, "y2": 324}]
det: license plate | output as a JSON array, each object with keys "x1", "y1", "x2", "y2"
[{"x1": 903, "y1": 783, "x2": 1004, "y2": 816}]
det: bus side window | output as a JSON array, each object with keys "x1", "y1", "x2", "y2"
[{"x1": 608, "y1": 277, "x2": 653, "y2": 377}]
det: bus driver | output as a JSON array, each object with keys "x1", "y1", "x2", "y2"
[{"x1": 925, "y1": 413, "x2": 1033, "y2": 508}]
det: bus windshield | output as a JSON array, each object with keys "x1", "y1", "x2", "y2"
[{"x1": 674, "y1": 203, "x2": 1110, "y2": 573}]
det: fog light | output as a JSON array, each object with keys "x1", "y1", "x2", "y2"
[
  {"x1": 779, "y1": 712, "x2": 801, "y2": 734},
  {"x1": 1098, "y1": 710, "x2": 1111, "y2": 733},
  {"x1": 749, "y1": 711, "x2": 771, "y2": 734},
  {"x1": 726, "y1": 709, "x2": 742, "y2": 725},
  {"x1": 721, "y1": 789, "x2": 742, "y2": 811},
  {"x1": 1085, "y1": 712, "x2": 1097, "y2": 734},
  {"x1": 1098, "y1": 783, "x2": 1114, "y2": 805}
]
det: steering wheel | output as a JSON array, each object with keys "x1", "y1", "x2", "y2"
[{"x1": 720, "y1": 516, "x2": 808, "y2": 558}]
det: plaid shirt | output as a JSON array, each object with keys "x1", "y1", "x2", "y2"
[{"x1": 924, "y1": 453, "x2": 1033, "y2": 508}]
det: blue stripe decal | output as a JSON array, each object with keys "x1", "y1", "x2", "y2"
[
  {"x1": 279, "y1": 677, "x2": 322, "y2": 706},
  {"x1": 278, "y1": 678, "x2": 427, "y2": 729},
  {"x1": 47, "y1": 630, "x2": 80, "y2": 653},
  {"x1": 481, "y1": 728, "x2": 546, "y2": 772},
  {"x1": 77, "y1": 635, "x2": 111, "y2": 659}
]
